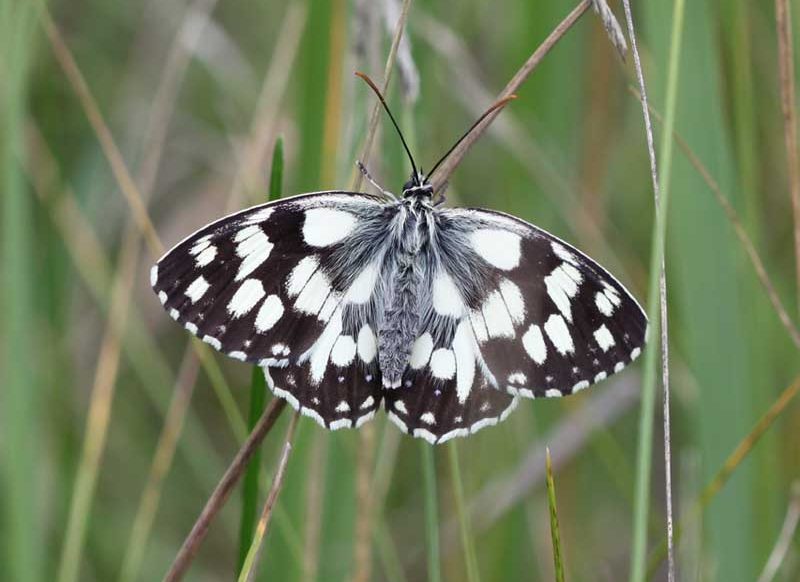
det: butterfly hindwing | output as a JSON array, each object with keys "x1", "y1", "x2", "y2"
[{"x1": 384, "y1": 315, "x2": 519, "y2": 443}]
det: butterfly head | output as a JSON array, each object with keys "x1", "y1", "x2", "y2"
[{"x1": 402, "y1": 171, "x2": 433, "y2": 199}]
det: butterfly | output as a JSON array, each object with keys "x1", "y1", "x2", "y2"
[{"x1": 152, "y1": 73, "x2": 647, "y2": 444}]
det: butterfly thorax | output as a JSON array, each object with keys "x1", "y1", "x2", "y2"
[{"x1": 377, "y1": 201, "x2": 433, "y2": 388}]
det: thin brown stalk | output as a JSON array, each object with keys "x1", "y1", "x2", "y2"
[
  {"x1": 427, "y1": 0, "x2": 592, "y2": 191},
  {"x1": 118, "y1": 353, "x2": 199, "y2": 582},
  {"x1": 352, "y1": 423, "x2": 378, "y2": 582},
  {"x1": 775, "y1": 0, "x2": 800, "y2": 311},
  {"x1": 239, "y1": 411, "x2": 301, "y2": 582},
  {"x1": 756, "y1": 481, "x2": 800, "y2": 582},
  {"x1": 631, "y1": 87, "x2": 800, "y2": 350},
  {"x1": 351, "y1": 0, "x2": 413, "y2": 192},
  {"x1": 302, "y1": 433, "x2": 327, "y2": 581},
  {"x1": 163, "y1": 398, "x2": 287, "y2": 582}
]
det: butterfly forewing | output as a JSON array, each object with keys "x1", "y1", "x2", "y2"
[{"x1": 152, "y1": 191, "x2": 386, "y2": 385}]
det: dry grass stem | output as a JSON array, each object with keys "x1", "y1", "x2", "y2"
[
  {"x1": 352, "y1": 423, "x2": 378, "y2": 582},
  {"x1": 302, "y1": 433, "x2": 327, "y2": 581},
  {"x1": 163, "y1": 398, "x2": 287, "y2": 582},
  {"x1": 352, "y1": 0, "x2": 413, "y2": 192},
  {"x1": 775, "y1": 0, "x2": 800, "y2": 311},
  {"x1": 756, "y1": 481, "x2": 800, "y2": 582},
  {"x1": 621, "y1": 1, "x2": 677, "y2": 580},
  {"x1": 239, "y1": 411, "x2": 301, "y2": 582},
  {"x1": 591, "y1": 0, "x2": 628, "y2": 58},
  {"x1": 428, "y1": 0, "x2": 592, "y2": 191}
]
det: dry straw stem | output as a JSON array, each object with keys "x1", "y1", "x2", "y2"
[
  {"x1": 163, "y1": 397, "x2": 287, "y2": 582},
  {"x1": 621, "y1": 1, "x2": 680, "y2": 581},
  {"x1": 352, "y1": 0, "x2": 413, "y2": 192},
  {"x1": 756, "y1": 481, "x2": 800, "y2": 582},
  {"x1": 238, "y1": 411, "x2": 301, "y2": 582},
  {"x1": 632, "y1": 87, "x2": 800, "y2": 350},
  {"x1": 591, "y1": 0, "x2": 628, "y2": 58},
  {"x1": 428, "y1": 0, "x2": 594, "y2": 191},
  {"x1": 774, "y1": 0, "x2": 800, "y2": 311},
  {"x1": 648, "y1": 374, "x2": 800, "y2": 576}
]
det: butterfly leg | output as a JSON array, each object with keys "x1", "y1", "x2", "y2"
[{"x1": 356, "y1": 160, "x2": 397, "y2": 200}]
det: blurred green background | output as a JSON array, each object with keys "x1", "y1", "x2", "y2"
[{"x1": 2, "y1": 0, "x2": 799, "y2": 581}]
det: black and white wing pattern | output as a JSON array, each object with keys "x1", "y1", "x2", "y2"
[
  {"x1": 385, "y1": 207, "x2": 647, "y2": 443},
  {"x1": 151, "y1": 191, "x2": 390, "y2": 430}
]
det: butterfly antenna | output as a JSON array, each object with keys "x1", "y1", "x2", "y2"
[
  {"x1": 427, "y1": 94, "x2": 518, "y2": 178},
  {"x1": 355, "y1": 71, "x2": 421, "y2": 185}
]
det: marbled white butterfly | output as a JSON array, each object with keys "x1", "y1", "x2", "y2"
[{"x1": 152, "y1": 74, "x2": 647, "y2": 444}]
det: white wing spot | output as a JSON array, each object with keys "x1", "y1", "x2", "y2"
[
  {"x1": 544, "y1": 264, "x2": 581, "y2": 322},
  {"x1": 631, "y1": 347, "x2": 642, "y2": 360},
  {"x1": 603, "y1": 283, "x2": 622, "y2": 306},
  {"x1": 360, "y1": 396, "x2": 375, "y2": 410},
  {"x1": 499, "y1": 279, "x2": 525, "y2": 324},
  {"x1": 482, "y1": 291, "x2": 515, "y2": 338},
  {"x1": 235, "y1": 227, "x2": 273, "y2": 281},
  {"x1": 572, "y1": 380, "x2": 590, "y2": 393},
  {"x1": 595, "y1": 291, "x2": 615, "y2": 316},
  {"x1": 169, "y1": 308, "x2": 179, "y2": 320},
  {"x1": 420, "y1": 412, "x2": 436, "y2": 425},
  {"x1": 345, "y1": 261, "x2": 380, "y2": 304},
  {"x1": 195, "y1": 245, "x2": 217, "y2": 267},
  {"x1": 394, "y1": 400, "x2": 408, "y2": 415},
  {"x1": 545, "y1": 388, "x2": 562, "y2": 398},
  {"x1": 432, "y1": 270, "x2": 466, "y2": 317},
  {"x1": 255, "y1": 295, "x2": 284, "y2": 332},
  {"x1": 229, "y1": 351, "x2": 247, "y2": 361},
  {"x1": 594, "y1": 371, "x2": 607, "y2": 383},
  {"x1": 452, "y1": 320, "x2": 476, "y2": 404},
  {"x1": 329, "y1": 418, "x2": 351, "y2": 430},
  {"x1": 271, "y1": 344, "x2": 287, "y2": 355},
  {"x1": 409, "y1": 333, "x2": 434, "y2": 369},
  {"x1": 522, "y1": 324, "x2": 547, "y2": 364},
  {"x1": 303, "y1": 208, "x2": 357, "y2": 247},
  {"x1": 294, "y1": 271, "x2": 331, "y2": 316},
  {"x1": 330, "y1": 335, "x2": 357, "y2": 366},
  {"x1": 614, "y1": 362, "x2": 625, "y2": 373},
  {"x1": 594, "y1": 324, "x2": 615, "y2": 352},
  {"x1": 544, "y1": 314, "x2": 574, "y2": 355},
  {"x1": 227, "y1": 279, "x2": 266, "y2": 318},
  {"x1": 335, "y1": 400, "x2": 350, "y2": 413},
  {"x1": 551, "y1": 242, "x2": 579, "y2": 265},
  {"x1": 185, "y1": 322, "x2": 198, "y2": 334},
  {"x1": 185, "y1": 276, "x2": 210, "y2": 303},
  {"x1": 430, "y1": 348, "x2": 456, "y2": 380},
  {"x1": 158, "y1": 291, "x2": 168, "y2": 305},
  {"x1": 469, "y1": 310, "x2": 489, "y2": 343},
  {"x1": 287, "y1": 256, "x2": 319, "y2": 297},
  {"x1": 470, "y1": 229, "x2": 521, "y2": 270},
  {"x1": 307, "y1": 307, "x2": 343, "y2": 384},
  {"x1": 244, "y1": 207, "x2": 274, "y2": 224},
  {"x1": 189, "y1": 238, "x2": 211, "y2": 256},
  {"x1": 357, "y1": 325, "x2": 377, "y2": 363},
  {"x1": 203, "y1": 335, "x2": 222, "y2": 350},
  {"x1": 150, "y1": 265, "x2": 158, "y2": 287},
  {"x1": 508, "y1": 372, "x2": 527, "y2": 385}
]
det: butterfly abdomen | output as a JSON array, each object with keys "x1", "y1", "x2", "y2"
[{"x1": 378, "y1": 207, "x2": 427, "y2": 388}]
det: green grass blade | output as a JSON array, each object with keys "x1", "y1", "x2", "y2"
[
  {"x1": 448, "y1": 442, "x2": 480, "y2": 582},
  {"x1": 1, "y1": 2, "x2": 39, "y2": 581},
  {"x1": 237, "y1": 138, "x2": 283, "y2": 574},
  {"x1": 627, "y1": 1, "x2": 685, "y2": 580},
  {"x1": 545, "y1": 449, "x2": 566, "y2": 582}
]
